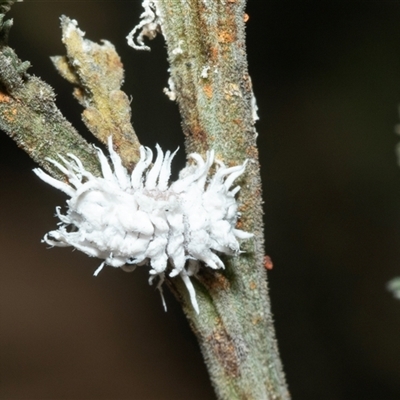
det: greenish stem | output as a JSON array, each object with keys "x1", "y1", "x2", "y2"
[
  {"x1": 0, "y1": 14, "x2": 100, "y2": 180},
  {"x1": 156, "y1": 1, "x2": 290, "y2": 398}
]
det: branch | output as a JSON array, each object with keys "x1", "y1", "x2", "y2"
[
  {"x1": 0, "y1": 10, "x2": 141, "y2": 180},
  {"x1": 0, "y1": 13, "x2": 101, "y2": 180},
  {"x1": 133, "y1": 1, "x2": 290, "y2": 398}
]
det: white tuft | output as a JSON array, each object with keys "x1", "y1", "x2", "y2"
[
  {"x1": 163, "y1": 77, "x2": 177, "y2": 101},
  {"x1": 201, "y1": 66, "x2": 210, "y2": 79},
  {"x1": 171, "y1": 40, "x2": 183, "y2": 56},
  {"x1": 251, "y1": 92, "x2": 259, "y2": 122},
  {"x1": 126, "y1": 0, "x2": 161, "y2": 51},
  {"x1": 63, "y1": 17, "x2": 85, "y2": 40}
]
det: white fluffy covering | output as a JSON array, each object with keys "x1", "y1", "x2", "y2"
[{"x1": 34, "y1": 138, "x2": 252, "y2": 313}]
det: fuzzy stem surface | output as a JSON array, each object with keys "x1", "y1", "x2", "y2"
[{"x1": 156, "y1": 1, "x2": 290, "y2": 398}]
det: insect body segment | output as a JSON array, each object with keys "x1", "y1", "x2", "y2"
[{"x1": 34, "y1": 137, "x2": 253, "y2": 313}]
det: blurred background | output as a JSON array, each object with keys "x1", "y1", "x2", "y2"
[{"x1": 1, "y1": 1, "x2": 400, "y2": 399}]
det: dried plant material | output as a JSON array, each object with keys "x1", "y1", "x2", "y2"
[
  {"x1": 52, "y1": 16, "x2": 140, "y2": 170},
  {"x1": 126, "y1": 0, "x2": 161, "y2": 51},
  {"x1": 0, "y1": 14, "x2": 100, "y2": 180}
]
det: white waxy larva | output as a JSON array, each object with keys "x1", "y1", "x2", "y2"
[{"x1": 34, "y1": 137, "x2": 253, "y2": 313}]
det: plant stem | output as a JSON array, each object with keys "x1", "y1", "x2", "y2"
[
  {"x1": 0, "y1": 13, "x2": 101, "y2": 180},
  {"x1": 155, "y1": 1, "x2": 290, "y2": 398}
]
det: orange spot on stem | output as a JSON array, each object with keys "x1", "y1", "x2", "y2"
[{"x1": 264, "y1": 255, "x2": 273, "y2": 270}]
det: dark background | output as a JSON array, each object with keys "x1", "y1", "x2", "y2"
[{"x1": 1, "y1": 1, "x2": 400, "y2": 399}]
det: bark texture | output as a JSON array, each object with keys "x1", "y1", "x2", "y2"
[{"x1": 153, "y1": 1, "x2": 290, "y2": 398}]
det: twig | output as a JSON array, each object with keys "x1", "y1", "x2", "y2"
[
  {"x1": 136, "y1": 1, "x2": 291, "y2": 398},
  {"x1": 0, "y1": 13, "x2": 100, "y2": 180}
]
